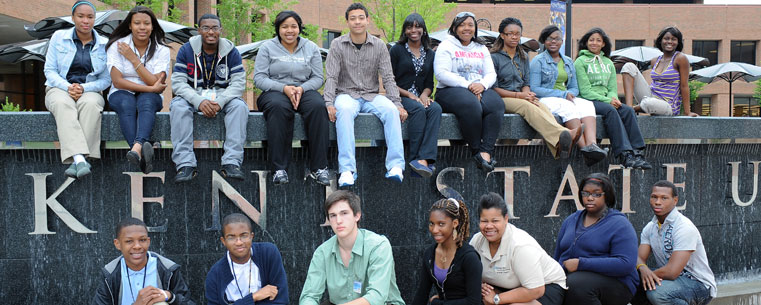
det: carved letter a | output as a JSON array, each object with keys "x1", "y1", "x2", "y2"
[{"x1": 545, "y1": 165, "x2": 583, "y2": 217}]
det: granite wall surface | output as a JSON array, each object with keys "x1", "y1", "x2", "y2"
[{"x1": 1, "y1": 144, "x2": 760, "y2": 304}]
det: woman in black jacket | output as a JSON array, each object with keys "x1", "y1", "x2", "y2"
[
  {"x1": 412, "y1": 198, "x2": 482, "y2": 305},
  {"x1": 389, "y1": 13, "x2": 441, "y2": 178}
]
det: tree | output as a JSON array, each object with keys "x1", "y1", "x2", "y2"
[
  {"x1": 100, "y1": 0, "x2": 187, "y2": 24},
  {"x1": 215, "y1": 0, "x2": 319, "y2": 45},
  {"x1": 754, "y1": 79, "x2": 761, "y2": 107},
  {"x1": 689, "y1": 80, "x2": 705, "y2": 103},
  {"x1": 366, "y1": 0, "x2": 456, "y2": 43}
]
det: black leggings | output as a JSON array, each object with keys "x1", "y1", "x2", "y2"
[
  {"x1": 257, "y1": 90, "x2": 329, "y2": 171},
  {"x1": 436, "y1": 87, "x2": 504, "y2": 155},
  {"x1": 563, "y1": 271, "x2": 633, "y2": 305}
]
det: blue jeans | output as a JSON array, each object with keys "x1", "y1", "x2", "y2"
[
  {"x1": 108, "y1": 90, "x2": 162, "y2": 147},
  {"x1": 591, "y1": 101, "x2": 645, "y2": 156},
  {"x1": 334, "y1": 94, "x2": 405, "y2": 173},
  {"x1": 645, "y1": 275, "x2": 712, "y2": 305},
  {"x1": 169, "y1": 96, "x2": 248, "y2": 170}
]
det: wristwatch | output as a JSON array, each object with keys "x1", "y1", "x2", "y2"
[{"x1": 493, "y1": 294, "x2": 500, "y2": 305}]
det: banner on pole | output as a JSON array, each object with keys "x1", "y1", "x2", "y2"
[{"x1": 550, "y1": 0, "x2": 567, "y2": 54}]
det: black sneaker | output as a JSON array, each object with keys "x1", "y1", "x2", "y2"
[
  {"x1": 141, "y1": 143, "x2": 154, "y2": 174},
  {"x1": 633, "y1": 150, "x2": 653, "y2": 170},
  {"x1": 221, "y1": 164, "x2": 245, "y2": 180},
  {"x1": 473, "y1": 153, "x2": 494, "y2": 172},
  {"x1": 175, "y1": 166, "x2": 197, "y2": 183},
  {"x1": 620, "y1": 151, "x2": 638, "y2": 168},
  {"x1": 309, "y1": 168, "x2": 331, "y2": 186},
  {"x1": 581, "y1": 144, "x2": 608, "y2": 166},
  {"x1": 273, "y1": 170, "x2": 289, "y2": 185}
]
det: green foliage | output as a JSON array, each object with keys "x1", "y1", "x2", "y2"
[
  {"x1": 0, "y1": 97, "x2": 28, "y2": 112},
  {"x1": 366, "y1": 0, "x2": 456, "y2": 43},
  {"x1": 754, "y1": 79, "x2": 761, "y2": 107},
  {"x1": 688, "y1": 80, "x2": 706, "y2": 102},
  {"x1": 215, "y1": 0, "x2": 322, "y2": 45},
  {"x1": 100, "y1": 0, "x2": 188, "y2": 25}
]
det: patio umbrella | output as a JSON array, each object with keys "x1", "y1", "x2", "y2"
[
  {"x1": 690, "y1": 62, "x2": 761, "y2": 115},
  {"x1": 429, "y1": 29, "x2": 539, "y2": 52},
  {"x1": 0, "y1": 39, "x2": 49, "y2": 63},
  {"x1": 610, "y1": 46, "x2": 710, "y2": 71},
  {"x1": 236, "y1": 40, "x2": 329, "y2": 61},
  {"x1": 25, "y1": 10, "x2": 197, "y2": 44}
]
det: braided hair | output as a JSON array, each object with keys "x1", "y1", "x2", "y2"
[{"x1": 430, "y1": 198, "x2": 470, "y2": 248}]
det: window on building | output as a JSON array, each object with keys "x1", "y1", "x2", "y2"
[
  {"x1": 323, "y1": 30, "x2": 341, "y2": 49},
  {"x1": 691, "y1": 96, "x2": 712, "y2": 116},
  {"x1": 614, "y1": 40, "x2": 644, "y2": 50},
  {"x1": 730, "y1": 41, "x2": 757, "y2": 65},
  {"x1": 733, "y1": 96, "x2": 760, "y2": 117},
  {"x1": 692, "y1": 40, "x2": 719, "y2": 66}
]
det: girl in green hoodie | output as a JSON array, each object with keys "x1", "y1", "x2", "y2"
[{"x1": 574, "y1": 28, "x2": 651, "y2": 170}]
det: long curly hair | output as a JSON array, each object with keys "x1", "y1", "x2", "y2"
[{"x1": 430, "y1": 198, "x2": 470, "y2": 248}]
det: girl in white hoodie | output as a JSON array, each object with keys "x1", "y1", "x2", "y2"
[{"x1": 434, "y1": 12, "x2": 504, "y2": 173}]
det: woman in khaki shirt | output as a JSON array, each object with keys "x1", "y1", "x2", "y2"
[{"x1": 471, "y1": 192, "x2": 567, "y2": 305}]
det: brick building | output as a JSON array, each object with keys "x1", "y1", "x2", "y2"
[{"x1": 2, "y1": 0, "x2": 760, "y2": 116}]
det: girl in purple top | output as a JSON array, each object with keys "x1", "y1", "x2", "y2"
[
  {"x1": 621, "y1": 27, "x2": 698, "y2": 117},
  {"x1": 412, "y1": 199, "x2": 482, "y2": 305}
]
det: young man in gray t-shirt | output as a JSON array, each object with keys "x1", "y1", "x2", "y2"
[{"x1": 633, "y1": 180, "x2": 716, "y2": 305}]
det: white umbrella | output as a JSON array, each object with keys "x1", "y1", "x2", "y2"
[
  {"x1": 25, "y1": 10, "x2": 197, "y2": 44},
  {"x1": 611, "y1": 46, "x2": 709, "y2": 70},
  {"x1": 690, "y1": 62, "x2": 761, "y2": 115},
  {"x1": 0, "y1": 39, "x2": 49, "y2": 63},
  {"x1": 237, "y1": 40, "x2": 329, "y2": 61}
]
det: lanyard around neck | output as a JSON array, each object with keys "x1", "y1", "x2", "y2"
[
  {"x1": 124, "y1": 253, "x2": 150, "y2": 304},
  {"x1": 227, "y1": 251, "x2": 253, "y2": 298}
]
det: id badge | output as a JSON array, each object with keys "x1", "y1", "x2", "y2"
[
  {"x1": 353, "y1": 281, "x2": 362, "y2": 294},
  {"x1": 201, "y1": 88, "x2": 217, "y2": 100}
]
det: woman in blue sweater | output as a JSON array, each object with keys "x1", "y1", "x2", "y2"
[{"x1": 554, "y1": 173, "x2": 639, "y2": 305}]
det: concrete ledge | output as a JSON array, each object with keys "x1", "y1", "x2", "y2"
[
  {"x1": 1, "y1": 112, "x2": 761, "y2": 142},
  {"x1": 713, "y1": 280, "x2": 761, "y2": 305}
]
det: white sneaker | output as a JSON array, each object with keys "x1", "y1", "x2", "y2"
[
  {"x1": 385, "y1": 167, "x2": 404, "y2": 183},
  {"x1": 338, "y1": 171, "x2": 356, "y2": 187}
]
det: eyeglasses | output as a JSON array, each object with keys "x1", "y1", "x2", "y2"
[
  {"x1": 200, "y1": 26, "x2": 222, "y2": 33},
  {"x1": 455, "y1": 12, "x2": 475, "y2": 19},
  {"x1": 224, "y1": 232, "x2": 252, "y2": 242},
  {"x1": 546, "y1": 37, "x2": 563, "y2": 43},
  {"x1": 580, "y1": 191, "x2": 604, "y2": 198},
  {"x1": 502, "y1": 32, "x2": 521, "y2": 38}
]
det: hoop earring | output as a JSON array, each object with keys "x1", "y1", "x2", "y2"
[{"x1": 453, "y1": 229, "x2": 458, "y2": 241}]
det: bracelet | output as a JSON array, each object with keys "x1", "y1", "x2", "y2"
[
  {"x1": 162, "y1": 290, "x2": 169, "y2": 301},
  {"x1": 134, "y1": 62, "x2": 143, "y2": 70},
  {"x1": 636, "y1": 263, "x2": 647, "y2": 270}
]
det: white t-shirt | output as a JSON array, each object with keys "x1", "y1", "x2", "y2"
[
  {"x1": 641, "y1": 209, "x2": 717, "y2": 297},
  {"x1": 225, "y1": 252, "x2": 262, "y2": 301},
  {"x1": 106, "y1": 34, "x2": 171, "y2": 98},
  {"x1": 470, "y1": 223, "x2": 567, "y2": 290}
]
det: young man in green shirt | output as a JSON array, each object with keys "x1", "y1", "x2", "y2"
[{"x1": 299, "y1": 190, "x2": 405, "y2": 305}]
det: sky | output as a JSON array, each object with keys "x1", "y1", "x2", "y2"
[{"x1": 704, "y1": 0, "x2": 761, "y2": 4}]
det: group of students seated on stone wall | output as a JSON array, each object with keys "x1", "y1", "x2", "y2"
[
  {"x1": 49, "y1": 1, "x2": 695, "y2": 187},
  {"x1": 92, "y1": 175, "x2": 716, "y2": 305}
]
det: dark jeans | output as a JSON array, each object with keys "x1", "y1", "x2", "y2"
[
  {"x1": 257, "y1": 89, "x2": 329, "y2": 171},
  {"x1": 591, "y1": 101, "x2": 645, "y2": 156},
  {"x1": 108, "y1": 90, "x2": 162, "y2": 147},
  {"x1": 436, "y1": 87, "x2": 504, "y2": 155},
  {"x1": 564, "y1": 271, "x2": 633, "y2": 305},
  {"x1": 401, "y1": 97, "x2": 441, "y2": 162}
]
